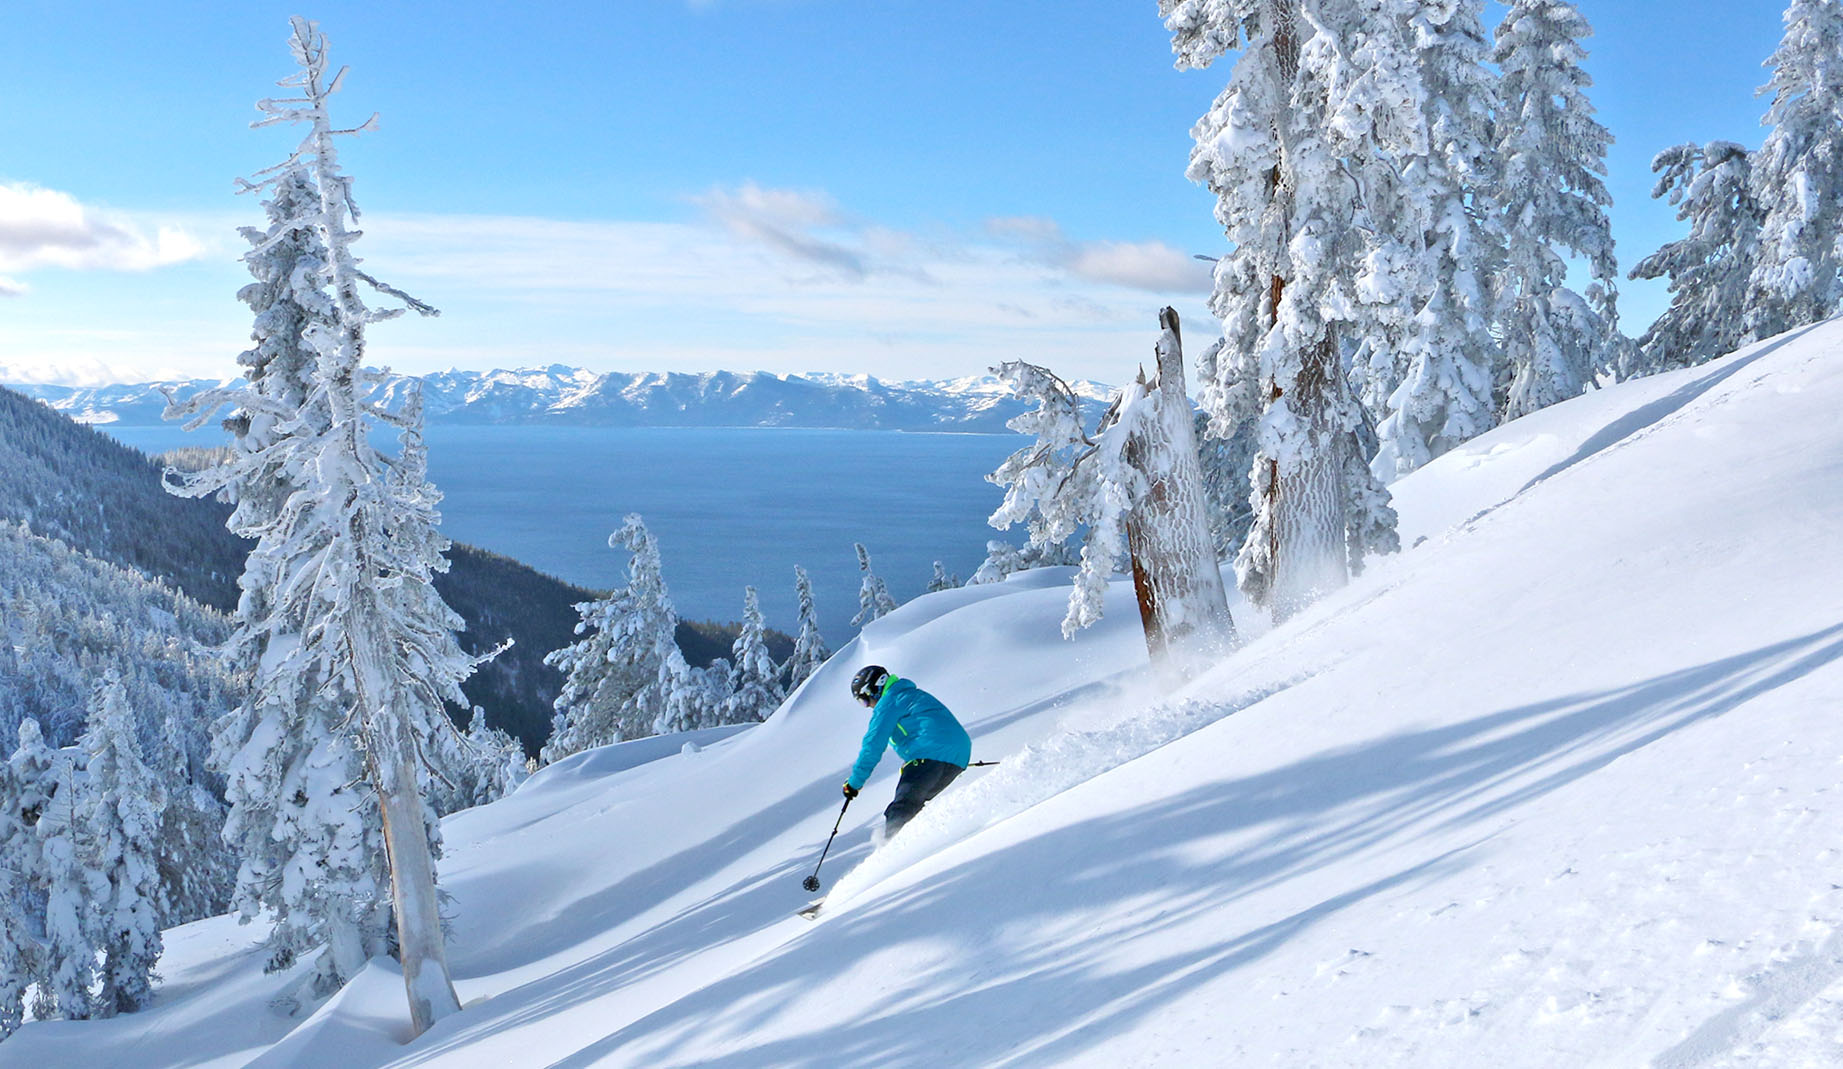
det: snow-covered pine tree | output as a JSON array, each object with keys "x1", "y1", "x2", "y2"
[
  {"x1": 654, "y1": 656, "x2": 728, "y2": 736},
  {"x1": 966, "y1": 540, "x2": 1083, "y2": 585},
  {"x1": 79, "y1": 674, "x2": 166, "y2": 1016},
  {"x1": 0, "y1": 751, "x2": 28, "y2": 1038},
  {"x1": 542, "y1": 594, "x2": 637, "y2": 765},
  {"x1": 8, "y1": 719, "x2": 56, "y2": 1020},
  {"x1": 226, "y1": 165, "x2": 332, "y2": 461},
  {"x1": 161, "y1": 123, "x2": 377, "y2": 1015},
  {"x1": 18, "y1": 718, "x2": 100, "y2": 1021},
  {"x1": 851, "y1": 544, "x2": 899, "y2": 628},
  {"x1": 1374, "y1": 0, "x2": 1504, "y2": 479},
  {"x1": 988, "y1": 359, "x2": 1141, "y2": 637},
  {"x1": 1745, "y1": 0, "x2": 1843, "y2": 342},
  {"x1": 156, "y1": 713, "x2": 233, "y2": 925},
  {"x1": 926, "y1": 562, "x2": 961, "y2": 593},
  {"x1": 726, "y1": 587, "x2": 784, "y2": 723},
  {"x1": 542, "y1": 515, "x2": 682, "y2": 758},
  {"x1": 163, "y1": 18, "x2": 469, "y2": 1035},
  {"x1": 1492, "y1": 0, "x2": 1622, "y2": 419},
  {"x1": 1628, "y1": 142, "x2": 1764, "y2": 372},
  {"x1": 1162, "y1": 0, "x2": 1405, "y2": 619},
  {"x1": 462, "y1": 708, "x2": 528, "y2": 806},
  {"x1": 783, "y1": 566, "x2": 830, "y2": 695}
]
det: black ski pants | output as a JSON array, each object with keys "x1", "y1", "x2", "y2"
[{"x1": 884, "y1": 758, "x2": 964, "y2": 838}]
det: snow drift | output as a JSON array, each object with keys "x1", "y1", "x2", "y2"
[{"x1": 8, "y1": 321, "x2": 1843, "y2": 1067}]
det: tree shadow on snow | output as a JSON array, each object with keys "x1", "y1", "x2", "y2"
[
  {"x1": 542, "y1": 621, "x2": 1843, "y2": 1068},
  {"x1": 388, "y1": 675, "x2": 1133, "y2": 1066}
]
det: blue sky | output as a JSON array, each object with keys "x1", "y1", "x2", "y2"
[{"x1": 0, "y1": 1, "x2": 1792, "y2": 385}]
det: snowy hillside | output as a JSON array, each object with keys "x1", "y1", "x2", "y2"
[
  {"x1": 9, "y1": 320, "x2": 1843, "y2": 1066},
  {"x1": 8, "y1": 368, "x2": 1116, "y2": 433}
]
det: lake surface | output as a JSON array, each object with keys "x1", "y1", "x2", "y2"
[{"x1": 103, "y1": 424, "x2": 1024, "y2": 640}]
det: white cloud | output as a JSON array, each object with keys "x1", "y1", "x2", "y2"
[
  {"x1": 692, "y1": 182, "x2": 868, "y2": 279},
  {"x1": 347, "y1": 201, "x2": 1212, "y2": 382},
  {"x1": 0, "y1": 183, "x2": 208, "y2": 275},
  {"x1": 986, "y1": 215, "x2": 1213, "y2": 295},
  {"x1": 2, "y1": 186, "x2": 1215, "y2": 386}
]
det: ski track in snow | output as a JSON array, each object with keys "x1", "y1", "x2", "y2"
[
  {"x1": 1654, "y1": 926, "x2": 1843, "y2": 1068},
  {"x1": 816, "y1": 677, "x2": 1301, "y2": 917}
]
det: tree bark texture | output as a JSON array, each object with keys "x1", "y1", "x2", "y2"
[
  {"x1": 346, "y1": 604, "x2": 461, "y2": 1038},
  {"x1": 1125, "y1": 308, "x2": 1237, "y2": 679}
]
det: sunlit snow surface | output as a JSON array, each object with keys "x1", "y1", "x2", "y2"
[{"x1": 10, "y1": 321, "x2": 1843, "y2": 1067}]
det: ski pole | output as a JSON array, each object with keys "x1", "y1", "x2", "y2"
[{"x1": 802, "y1": 796, "x2": 852, "y2": 893}]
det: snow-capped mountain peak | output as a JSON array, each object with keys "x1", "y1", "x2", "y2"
[{"x1": 8, "y1": 366, "x2": 1119, "y2": 432}]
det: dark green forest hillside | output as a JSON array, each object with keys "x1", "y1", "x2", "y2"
[
  {"x1": 1, "y1": 385, "x2": 791, "y2": 754},
  {"x1": 0, "y1": 385, "x2": 247, "y2": 609}
]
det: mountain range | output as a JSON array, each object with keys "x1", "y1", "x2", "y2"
[{"x1": 8, "y1": 366, "x2": 1116, "y2": 432}]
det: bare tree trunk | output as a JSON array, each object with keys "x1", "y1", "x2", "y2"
[
  {"x1": 1268, "y1": 327, "x2": 1350, "y2": 621},
  {"x1": 1125, "y1": 308, "x2": 1237, "y2": 681},
  {"x1": 346, "y1": 610, "x2": 461, "y2": 1038}
]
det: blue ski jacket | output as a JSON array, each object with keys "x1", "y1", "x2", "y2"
[{"x1": 846, "y1": 676, "x2": 972, "y2": 791}]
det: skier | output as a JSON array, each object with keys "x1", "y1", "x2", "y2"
[{"x1": 843, "y1": 665, "x2": 971, "y2": 841}]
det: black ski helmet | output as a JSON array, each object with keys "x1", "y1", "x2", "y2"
[{"x1": 850, "y1": 665, "x2": 889, "y2": 706}]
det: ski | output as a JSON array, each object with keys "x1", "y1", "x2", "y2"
[{"x1": 798, "y1": 901, "x2": 824, "y2": 920}]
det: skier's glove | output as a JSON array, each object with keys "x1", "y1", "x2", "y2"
[{"x1": 842, "y1": 783, "x2": 859, "y2": 800}]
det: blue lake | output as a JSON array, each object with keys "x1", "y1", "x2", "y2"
[{"x1": 102, "y1": 424, "x2": 1024, "y2": 640}]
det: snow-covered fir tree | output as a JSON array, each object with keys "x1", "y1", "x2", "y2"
[
  {"x1": 653, "y1": 655, "x2": 727, "y2": 735},
  {"x1": 851, "y1": 544, "x2": 899, "y2": 628},
  {"x1": 725, "y1": 587, "x2": 784, "y2": 723},
  {"x1": 156, "y1": 714, "x2": 234, "y2": 926},
  {"x1": 926, "y1": 561, "x2": 962, "y2": 593},
  {"x1": 461, "y1": 708, "x2": 529, "y2": 807},
  {"x1": 163, "y1": 18, "x2": 470, "y2": 1034},
  {"x1": 966, "y1": 539, "x2": 1083, "y2": 586},
  {"x1": 79, "y1": 674, "x2": 166, "y2": 1016},
  {"x1": 225, "y1": 165, "x2": 331, "y2": 461},
  {"x1": 1493, "y1": 0, "x2": 1622, "y2": 419},
  {"x1": 1628, "y1": 141, "x2": 1764, "y2": 371},
  {"x1": 988, "y1": 359, "x2": 1140, "y2": 636},
  {"x1": 1161, "y1": 0, "x2": 1404, "y2": 619},
  {"x1": 1374, "y1": 0, "x2": 1504, "y2": 480},
  {"x1": 543, "y1": 515, "x2": 683, "y2": 758},
  {"x1": 8, "y1": 719, "x2": 55, "y2": 1021},
  {"x1": 0, "y1": 751, "x2": 29, "y2": 1038},
  {"x1": 783, "y1": 566, "x2": 830, "y2": 695},
  {"x1": 16, "y1": 717, "x2": 100, "y2": 1022},
  {"x1": 163, "y1": 164, "x2": 377, "y2": 1005},
  {"x1": 1745, "y1": 0, "x2": 1843, "y2": 342},
  {"x1": 542, "y1": 593, "x2": 642, "y2": 764}
]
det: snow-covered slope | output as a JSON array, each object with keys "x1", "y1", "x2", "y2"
[
  {"x1": 8, "y1": 368, "x2": 1116, "y2": 432},
  {"x1": 10, "y1": 321, "x2": 1843, "y2": 1067}
]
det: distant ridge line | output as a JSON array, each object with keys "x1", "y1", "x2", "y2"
[{"x1": 7, "y1": 366, "x2": 1117, "y2": 433}]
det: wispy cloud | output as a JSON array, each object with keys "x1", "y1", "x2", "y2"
[
  {"x1": 692, "y1": 182, "x2": 868, "y2": 280},
  {"x1": 3, "y1": 184, "x2": 1212, "y2": 386},
  {"x1": 0, "y1": 184, "x2": 209, "y2": 276},
  {"x1": 986, "y1": 215, "x2": 1213, "y2": 294}
]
